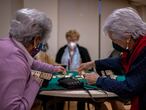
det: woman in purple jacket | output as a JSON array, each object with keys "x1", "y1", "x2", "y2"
[
  {"x1": 0, "y1": 8, "x2": 65, "y2": 110},
  {"x1": 78, "y1": 7, "x2": 146, "y2": 110}
]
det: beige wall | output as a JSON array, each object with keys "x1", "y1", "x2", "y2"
[
  {"x1": 139, "y1": 6, "x2": 146, "y2": 22},
  {"x1": 0, "y1": 0, "x2": 23, "y2": 37},
  {"x1": 24, "y1": 0, "x2": 58, "y2": 57},
  {"x1": 0, "y1": 0, "x2": 11, "y2": 37},
  {"x1": 11, "y1": 0, "x2": 24, "y2": 19},
  {"x1": 100, "y1": 0, "x2": 130, "y2": 59},
  {"x1": 58, "y1": 0, "x2": 130, "y2": 60},
  {"x1": 58, "y1": 0, "x2": 99, "y2": 60},
  {"x1": 0, "y1": 0, "x2": 146, "y2": 60}
]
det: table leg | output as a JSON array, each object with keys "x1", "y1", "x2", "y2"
[
  {"x1": 67, "y1": 101, "x2": 70, "y2": 110},
  {"x1": 94, "y1": 102, "x2": 108, "y2": 110}
]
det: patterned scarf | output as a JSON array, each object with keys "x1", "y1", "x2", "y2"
[{"x1": 61, "y1": 46, "x2": 81, "y2": 71}]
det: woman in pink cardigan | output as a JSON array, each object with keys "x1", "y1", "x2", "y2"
[{"x1": 0, "y1": 8, "x2": 65, "y2": 110}]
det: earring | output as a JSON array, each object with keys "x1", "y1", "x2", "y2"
[
  {"x1": 126, "y1": 40, "x2": 130, "y2": 50},
  {"x1": 126, "y1": 45, "x2": 129, "y2": 50}
]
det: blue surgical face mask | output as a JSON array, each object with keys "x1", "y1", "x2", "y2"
[
  {"x1": 112, "y1": 42, "x2": 128, "y2": 52},
  {"x1": 31, "y1": 43, "x2": 42, "y2": 57},
  {"x1": 40, "y1": 43, "x2": 48, "y2": 52}
]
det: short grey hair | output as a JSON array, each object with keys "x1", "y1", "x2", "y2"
[
  {"x1": 103, "y1": 7, "x2": 146, "y2": 40},
  {"x1": 9, "y1": 8, "x2": 52, "y2": 45}
]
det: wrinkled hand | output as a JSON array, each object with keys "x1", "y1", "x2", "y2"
[
  {"x1": 78, "y1": 61, "x2": 95, "y2": 73},
  {"x1": 53, "y1": 66, "x2": 66, "y2": 74},
  {"x1": 84, "y1": 73, "x2": 99, "y2": 85}
]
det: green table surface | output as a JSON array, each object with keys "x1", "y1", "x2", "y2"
[{"x1": 40, "y1": 71, "x2": 98, "y2": 91}]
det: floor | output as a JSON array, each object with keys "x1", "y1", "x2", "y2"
[
  {"x1": 64, "y1": 101, "x2": 131, "y2": 110},
  {"x1": 31, "y1": 99, "x2": 131, "y2": 110}
]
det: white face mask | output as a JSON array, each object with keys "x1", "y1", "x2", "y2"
[{"x1": 68, "y1": 42, "x2": 77, "y2": 49}]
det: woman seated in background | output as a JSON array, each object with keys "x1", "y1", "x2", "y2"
[
  {"x1": 56, "y1": 30, "x2": 92, "y2": 110},
  {"x1": 56, "y1": 30, "x2": 92, "y2": 71},
  {"x1": 0, "y1": 8, "x2": 65, "y2": 110},
  {"x1": 78, "y1": 7, "x2": 146, "y2": 110}
]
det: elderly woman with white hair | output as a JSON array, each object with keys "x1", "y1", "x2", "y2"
[
  {"x1": 78, "y1": 7, "x2": 146, "y2": 110},
  {"x1": 0, "y1": 8, "x2": 65, "y2": 110}
]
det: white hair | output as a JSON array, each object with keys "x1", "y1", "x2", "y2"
[
  {"x1": 9, "y1": 8, "x2": 52, "y2": 45},
  {"x1": 103, "y1": 7, "x2": 146, "y2": 40}
]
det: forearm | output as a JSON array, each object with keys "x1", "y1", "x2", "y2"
[
  {"x1": 5, "y1": 78, "x2": 40, "y2": 110},
  {"x1": 22, "y1": 76, "x2": 41, "y2": 110},
  {"x1": 96, "y1": 77, "x2": 132, "y2": 99},
  {"x1": 31, "y1": 60, "x2": 56, "y2": 73},
  {"x1": 96, "y1": 61, "x2": 146, "y2": 99},
  {"x1": 95, "y1": 57, "x2": 122, "y2": 74}
]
